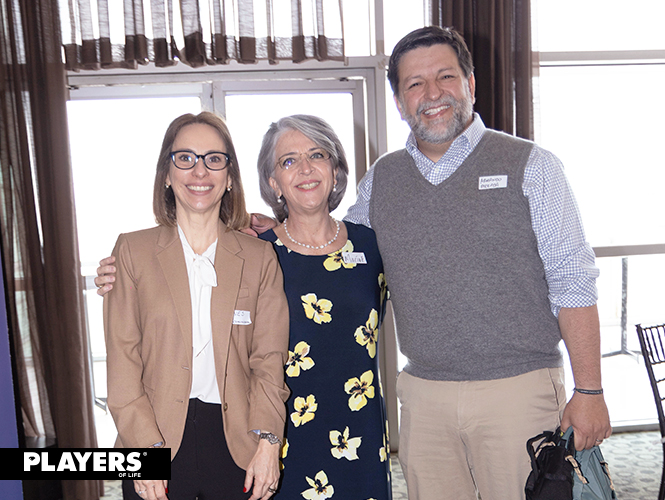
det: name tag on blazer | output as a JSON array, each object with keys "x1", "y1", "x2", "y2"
[{"x1": 233, "y1": 310, "x2": 252, "y2": 325}]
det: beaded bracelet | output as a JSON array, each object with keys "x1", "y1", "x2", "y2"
[{"x1": 574, "y1": 387, "x2": 604, "y2": 395}]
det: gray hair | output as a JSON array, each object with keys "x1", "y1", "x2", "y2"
[{"x1": 257, "y1": 114, "x2": 349, "y2": 222}]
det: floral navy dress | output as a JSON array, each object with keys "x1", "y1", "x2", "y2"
[{"x1": 261, "y1": 222, "x2": 392, "y2": 500}]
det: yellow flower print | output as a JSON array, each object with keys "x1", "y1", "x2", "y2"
[
  {"x1": 279, "y1": 438, "x2": 289, "y2": 470},
  {"x1": 354, "y1": 309, "x2": 379, "y2": 358},
  {"x1": 329, "y1": 426, "x2": 362, "y2": 461},
  {"x1": 286, "y1": 341, "x2": 315, "y2": 377},
  {"x1": 274, "y1": 238, "x2": 292, "y2": 252},
  {"x1": 379, "y1": 422, "x2": 390, "y2": 462},
  {"x1": 378, "y1": 273, "x2": 389, "y2": 301},
  {"x1": 302, "y1": 470, "x2": 335, "y2": 500},
  {"x1": 290, "y1": 394, "x2": 318, "y2": 427},
  {"x1": 323, "y1": 240, "x2": 356, "y2": 271},
  {"x1": 344, "y1": 370, "x2": 375, "y2": 411},
  {"x1": 301, "y1": 293, "x2": 333, "y2": 324}
]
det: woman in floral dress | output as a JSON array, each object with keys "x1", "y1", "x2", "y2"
[
  {"x1": 257, "y1": 115, "x2": 392, "y2": 500},
  {"x1": 95, "y1": 114, "x2": 392, "y2": 499}
]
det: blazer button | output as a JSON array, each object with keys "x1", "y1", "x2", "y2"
[{"x1": 223, "y1": 402, "x2": 228, "y2": 411}]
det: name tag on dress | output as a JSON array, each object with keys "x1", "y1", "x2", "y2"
[
  {"x1": 233, "y1": 310, "x2": 252, "y2": 325},
  {"x1": 478, "y1": 175, "x2": 508, "y2": 190},
  {"x1": 342, "y1": 252, "x2": 367, "y2": 264}
]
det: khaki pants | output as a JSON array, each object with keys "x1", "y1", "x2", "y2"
[{"x1": 396, "y1": 367, "x2": 566, "y2": 500}]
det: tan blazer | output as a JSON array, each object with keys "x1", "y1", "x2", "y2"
[{"x1": 103, "y1": 221, "x2": 290, "y2": 469}]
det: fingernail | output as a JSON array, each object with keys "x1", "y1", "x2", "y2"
[{"x1": 243, "y1": 487, "x2": 247, "y2": 493}]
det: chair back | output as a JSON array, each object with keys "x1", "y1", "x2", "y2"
[{"x1": 636, "y1": 323, "x2": 665, "y2": 439}]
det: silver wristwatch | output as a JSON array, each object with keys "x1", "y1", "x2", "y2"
[{"x1": 259, "y1": 432, "x2": 281, "y2": 445}]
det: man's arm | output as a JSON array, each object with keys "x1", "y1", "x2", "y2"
[
  {"x1": 524, "y1": 148, "x2": 610, "y2": 448},
  {"x1": 523, "y1": 147, "x2": 599, "y2": 316},
  {"x1": 559, "y1": 305, "x2": 612, "y2": 450},
  {"x1": 343, "y1": 164, "x2": 375, "y2": 228}
]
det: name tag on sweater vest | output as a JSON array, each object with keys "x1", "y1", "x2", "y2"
[{"x1": 478, "y1": 175, "x2": 508, "y2": 190}]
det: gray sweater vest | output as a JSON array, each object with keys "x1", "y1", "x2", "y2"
[{"x1": 370, "y1": 130, "x2": 562, "y2": 381}]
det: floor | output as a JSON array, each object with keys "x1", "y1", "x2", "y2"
[
  {"x1": 95, "y1": 343, "x2": 662, "y2": 499},
  {"x1": 101, "y1": 431, "x2": 662, "y2": 499}
]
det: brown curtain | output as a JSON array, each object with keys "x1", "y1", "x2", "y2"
[
  {"x1": 0, "y1": 1, "x2": 101, "y2": 499},
  {"x1": 60, "y1": 0, "x2": 345, "y2": 71},
  {"x1": 431, "y1": 0, "x2": 535, "y2": 139}
]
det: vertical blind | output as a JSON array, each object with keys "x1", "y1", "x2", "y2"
[{"x1": 59, "y1": 0, "x2": 345, "y2": 70}]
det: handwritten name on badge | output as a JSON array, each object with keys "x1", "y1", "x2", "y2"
[
  {"x1": 478, "y1": 175, "x2": 508, "y2": 190},
  {"x1": 233, "y1": 310, "x2": 251, "y2": 325},
  {"x1": 342, "y1": 252, "x2": 367, "y2": 264}
]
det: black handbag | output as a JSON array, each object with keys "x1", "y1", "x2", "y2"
[
  {"x1": 525, "y1": 428, "x2": 574, "y2": 499},
  {"x1": 525, "y1": 427, "x2": 617, "y2": 500}
]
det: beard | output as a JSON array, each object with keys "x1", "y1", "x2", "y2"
[{"x1": 401, "y1": 89, "x2": 474, "y2": 145}]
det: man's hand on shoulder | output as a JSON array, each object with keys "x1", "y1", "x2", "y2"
[
  {"x1": 95, "y1": 256, "x2": 116, "y2": 296},
  {"x1": 249, "y1": 214, "x2": 278, "y2": 235}
]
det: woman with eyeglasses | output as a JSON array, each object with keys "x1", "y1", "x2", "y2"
[
  {"x1": 103, "y1": 112, "x2": 289, "y2": 500},
  {"x1": 97, "y1": 114, "x2": 392, "y2": 499},
  {"x1": 254, "y1": 115, "x2": 392, "y2": 499}
]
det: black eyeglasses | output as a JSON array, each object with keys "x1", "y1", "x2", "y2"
[{"x1": 170, "y1": 150, "x2": 231, "y2": 171}]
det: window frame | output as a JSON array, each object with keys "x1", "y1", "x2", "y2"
[
  {"x1": 67, "y1": 54, "x2": 405, "y2": 449},
  {"x1": 536, "y1": 48, "x2": 665, "y2": 257}
]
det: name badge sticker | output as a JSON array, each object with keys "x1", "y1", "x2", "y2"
[
  {"x1": 233, "y1": 310, "x2": 252, "y2": 325},
  {"x1": 342, "y1": 252, "x2": 367, "y2": 265},
  {"x1": 478, "y1": 175, "x2": 508, "y2": 190}
]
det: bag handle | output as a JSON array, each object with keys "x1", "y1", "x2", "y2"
[
  {"x1": 525, "y1": 430, "x2": 555, "y2": 479},
  {"x1": 526, "y1": 431, "x2": 547, "y2": 478}
]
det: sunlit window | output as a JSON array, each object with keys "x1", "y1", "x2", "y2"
[{"x1": 535, "y1": 0, "x2": 665, "y2": 427}]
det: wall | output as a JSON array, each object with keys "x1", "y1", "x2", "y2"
[{"x1": 0, "y1": 257, "x2": 24, "y2": 498}]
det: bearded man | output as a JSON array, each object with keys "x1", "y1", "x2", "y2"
[{"x1": 345, "y1": 26, "x2": 611, "y2": 500}]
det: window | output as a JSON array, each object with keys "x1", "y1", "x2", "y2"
[
  {"x1": 66, "y1": 0, "x2": 427, "y2": 449},
  {"x1": 534, "y1": 0, "x2": 665, "y2": 428},
  {"x1": 67, "y1": 70, "x2": 382, "y2": 446}
]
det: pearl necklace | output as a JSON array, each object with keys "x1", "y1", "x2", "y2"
[{"x1": 283, "y1": 217, "x2": 340, "y2": 250}]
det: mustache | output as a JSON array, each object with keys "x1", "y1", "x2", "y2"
[{"x1": 416, "y1": 96, "x2": 458, "y2": 115}]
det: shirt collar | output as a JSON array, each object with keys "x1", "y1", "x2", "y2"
[{"x1": 177, "y1": 224, "x2": 218, "y2": 261}]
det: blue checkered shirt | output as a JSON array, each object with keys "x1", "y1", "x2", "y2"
[{"x1": 344, "y1": 114, "x2": 598, "y2": 316}]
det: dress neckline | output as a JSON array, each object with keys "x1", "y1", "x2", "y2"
[{"x1": 266, "y1": 226, "x2": 353, "y2": 258}]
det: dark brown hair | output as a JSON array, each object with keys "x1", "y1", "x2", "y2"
[{"x1": 388, "y1": 26, "x2": 474, "y2": 95}]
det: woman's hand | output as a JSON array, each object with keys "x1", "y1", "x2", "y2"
[
  {"x1": 133, "y1": 479, "x2": 168, "y2": 500},
  {"x1": 95, "y1": 255, "x2": 116, "y2": 296},
  {"x1": 244, "y1": 439, "x2": 281, "y2": 499}
]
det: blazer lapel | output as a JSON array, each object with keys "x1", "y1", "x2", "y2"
[
  {"x1": 211, "y1": 221, "x2": 244, "y2": 362},
  {"x1": 156, "y1": 225, "x2": 193, "y2": 362}
]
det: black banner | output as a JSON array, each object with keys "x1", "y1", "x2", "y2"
[{"x1": 0, "y1": 448, "x2": 171, "y2": 480}]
